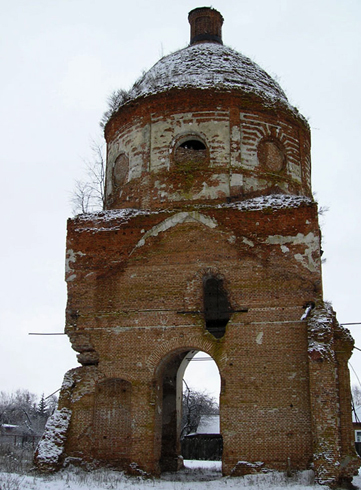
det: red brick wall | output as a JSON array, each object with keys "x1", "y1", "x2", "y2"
[
  {"x1": 34, "y1": 68, "x2": 358, "y2": 485},
  {"x1": 61, "y1": 202, "x2": 323, "y2": 474}
]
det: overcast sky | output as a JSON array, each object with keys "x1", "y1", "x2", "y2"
[{"x1": 1, "y1": 0, "x2": 360, "y2": 401}]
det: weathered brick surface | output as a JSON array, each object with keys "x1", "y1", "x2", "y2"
[
  {"x1": 52, "y1": 191, "x2": 360, "y2": 483},
  {"x1": 57, "y1": 202, "x2": 322, "y2": 473},
  {"x1": 34, "y1": 8, "x2": 360, "y2": 484},
  {"x1": 104, "y1": 91, "x2": 311, "y2": 210}
]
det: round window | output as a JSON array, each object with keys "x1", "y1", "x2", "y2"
[{"x1": 257, "y1": 140, "x2": 285, "y2": 172}]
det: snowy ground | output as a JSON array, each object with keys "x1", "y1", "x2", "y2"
[{"x1": 1, "y1": 460, "x2": 357, "y2": 490}]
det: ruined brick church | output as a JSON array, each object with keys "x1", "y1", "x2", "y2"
[{"x1": 35, "y1": 7, "x2": 360, "y2": 486}]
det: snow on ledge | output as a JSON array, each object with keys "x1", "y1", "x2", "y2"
[
  {"x1": 71, "y1": 195, "x2": 314, "y2": 232},
  {"x1": 74, "y1": 208, "x2": 148, "y2": 223},
  {"x1": 222, "y1": 194, "x2": 313, "y2": 212},
  {"x1": 73, "y1": 208, "x2": 149, "y2": 232}
]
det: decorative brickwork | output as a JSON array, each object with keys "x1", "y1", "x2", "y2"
[{"x1": 35, "y1": 7, "x2": 360, "y2": 486}]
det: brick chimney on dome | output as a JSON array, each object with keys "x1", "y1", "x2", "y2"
[{"x1": 188, "y1": 7, "x2": 224, "y2": 45}]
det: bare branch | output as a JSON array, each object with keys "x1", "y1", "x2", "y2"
[
  {"x1": 70, "y1": 141, "x2": 106, "y2": 215},
  {"x1": 181, "y1": 385, "x2": 218, "y2": 438},
  {"x1": 70, "y1": 180, "x2": 93, "y2": 215}
]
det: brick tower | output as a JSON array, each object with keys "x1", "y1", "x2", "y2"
[{"x1": 35, "y1": 7, "x2": 360, "y2": 485}]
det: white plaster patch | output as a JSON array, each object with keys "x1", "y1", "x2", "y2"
[
  {"x1": 65, "y1": 249, "x2": 86, "y2": 273},
  {"x1": 265, "y1": 232, "x2": 319, "y2": 272},
  {"x1": 230, "y1": 173, "x2": 243, "y2": 187},
  {"x1": 133, "y1": 211, "x2": 218, "y2": 252},
  {"x1": 256, "y1": 332, "x2": 264, "y2": 344},
  {"x1": 231, "y1": 125, "x2": 241, "y2": 141},
  {"x1": 242, "y1": 237, "x2": 255, "y2": 247},
  {"x1": 244, "y1": 176, "x2": 268, "y2": 193},
  {"x1": 190, "y1": 174, "x2": 229, "y2": 200},
  {"x1": 66, "y1": 274, "x2": 77, "y2": 282},
  {"x1": 294, "y1": 253, "x2": 317, "y2": 272},
  {"x1": 227, "y1": 235, "x2": 236, "y2": 244},
  {"x1": 281, "y1": 245, "x2": 290, "y2": 253}
]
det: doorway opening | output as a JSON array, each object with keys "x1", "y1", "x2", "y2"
[{"x1": 157, "y1": 350, "x2": 221, "y2": 473}]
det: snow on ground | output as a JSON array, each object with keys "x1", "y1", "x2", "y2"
[{"x1": 1, "y1": 460, "x2": 355, "y2": 490}]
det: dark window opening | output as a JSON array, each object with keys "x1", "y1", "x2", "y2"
[
  {"x1": 179, "y1": 140, "x2": 206, "y2": 151},
  {"x1": 203, "y1": 277, "x2": 231, "y2": 339},
  {"x1": 173, "y1": 138, "x2": 208, "y2": 171}
]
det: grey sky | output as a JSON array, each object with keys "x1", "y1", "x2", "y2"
[{"x1": 1, "y1": 0, "x2": 360, "y2": 399}]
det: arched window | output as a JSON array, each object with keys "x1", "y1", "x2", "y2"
[
  {"x1": 173, "y1": 135, "x2": 208, "y2": 170},
  {"x1": 112, "y1": 153, "x2": 129, "y2": 188},
  {"x1": 179, "y1": 140, "x2": 206, "y2": 151}
]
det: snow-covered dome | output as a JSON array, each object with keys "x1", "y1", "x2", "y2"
[
  {"x1": 127, "y1": 43, "x2": 288, "y2": 106},
  {"x1": 103, "y1": 6, "x2": 294, "y2": 125},
  {"x1": 103, "y1": 7, "x2": 311, "y2": 211}
]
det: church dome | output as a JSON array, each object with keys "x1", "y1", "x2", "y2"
[
  {"x1": 103, "y1": 7, "x2": 311, "y2": 211},
  {"x1": 104, "y1": 6, "x2": 300, "y2": 125},
  {"x1": 126, "y1": 43, "x2": 288, "y2": 108}
]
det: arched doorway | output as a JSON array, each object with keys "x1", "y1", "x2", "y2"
[
  {"x1": 181, "y1": 352, "x2": 221, "y2": 462},
  {"x1": 156, "y1": 349, "x2": 221, "y2": 473}
]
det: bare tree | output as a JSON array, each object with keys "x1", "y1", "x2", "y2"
[
  {"x1": 0, "y1": 390, "x2": 36, "y2": 433},
  {"x1": 46, "y1": 394, "x2": 58, "y2": 417},
  {"x1": 70, "y1": 180, "x2": 93, "y2": 215},
  {"x1": 181, "y1": 381, "x2": 219, "y2": 439},
  {"x1": 352, "y1": 385, "x2": 361, "y2": 406},
  {"x1": 351, "y1": 385, "x2": 361, "y2": 423},
  {"x1": 71, "y1": 142, "x2": 106, "y2": 215},
  {"x1": 0, "y1": 390, "x2": 58, "y2": 436}
]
